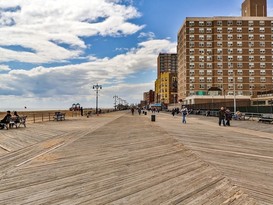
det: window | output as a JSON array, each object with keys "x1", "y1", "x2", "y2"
[
  {"x1": 190, "y1": 84, "x2": 194, "y2": 89},
  {"x1": 189, "y1": 49, "x2": 194, "y2": 55},
  {"x1": 237, "y1": 77, "x2": 243, "y2": 83},
  {"x1": 217, "y1": 48, "x2": 223, "y2": 54},
  {"x1": 260, "y1": 49, "x2": 265, "y2": 54},
  {"x1": 199, "y1": 56, "x2": 205, "y2": 61},
  {"x1": 249, "y1": 41, "x2": 254, "y2": 47},
  {"x1": 207, "y1": 56, "x2": 212, "y2": 61},
  {"x1": 217, "y1": 62, "x2": 223, "y2": 68},
  {"x1": 228, "y1": 77, "x2": 234, "y2": 83},
  {"x1": 248, "y1": 27, "x2": 254, "y2": 32},
  {"x1": 227, "y1": 27, "x2": 233, "y2": 33},
  {"x1": 237, "y1": 41, "x2": 242, "y2": 47},
  {"x1": 189, "y1": 21, "x2": 195, "y2": 26},
  {"x1": 237, "y1": 70, "x2": 243, "y2": 75},
  {"x1": 207, "y1": 77, "x2": 212, "y2": 83},
  {"x1": 190, "y1": 42, "x2": 194, "y2": 48},
  {"x1": 206, "y1": 42, "x2": 212, "y2": 47},
  {"x1": 237, "y1": 63, "x2": 243, "y2": 68},
  {"x1": 248, "y1": 21, "x2": 254, "y2": 26},
  {"x1": 228, "y1": 84, "x2": 234, "y2": 90},
  {"x1": 189, "y1": 28, "x2": 195, "y2": 33},
  {"x1": 260, "y1": 70, "x2": 266, "y2": 75},
  {"x1": 228, "y1": 48, "x2": 233, "y2": 54},
  {"x1": 260, "y1": 63, "x2": 266, "y2": 68},
  {"x1": 207, "y1": 49, "x2": 212, "y2": 55},
  {"x1": 199, "y1": 35, "x2": 205, "y2": 40},
  {"x1": 189, "y1": 70, "x2": 195, "y2": 76},
  {"x1": 249, "y1": 84, "x2": 255, "y2": 89},
  {"x1": 260, "y1": 77, "x2": 266, "y2": 82},
  {"x1": 228, "y1": 41, "x2": 233, "y2": 47},
  {"x1": 207, "y1": 70, "x2": 212, "y2": 75},
  {"x1": 217, "y1": 70, "x2": 223, "y2": 75},
  {"x1": 207, "y1": 35, "x2": 212, "y2": 40},
  {"x1": 260, "y1": 34, "x2": 265, "y2": 40},
  {"x1": 189, "y1": 35, "x2": 195, "y2": 41},
  {"x1": 199, "y1": 63, "x2": 204, "y2": 68},
  {"x1": 237, "y1": 56, "x2": 243, "y2": 61},
  {"x1": 199, "y1": 42, "x2": 204, "y2": 47},
  {"x1": 207, "y1": 21, "x2": 212, "y2": 26},
  {"x1": 248, "y1": 34, "x2": 254, "y2": 40},
  {"x1": 237, "y1": 48, "x2": 242, "y2": 54},
  {"x1": 207, "y1": 63, "x2": 212, "y2": 68},
  {"x1": 199, "y1": 21, "x2": 204, "y2": 26},
  {"x1": 199, "y1": 84, "x2": 206, "y2": 89},
  {"x1": 237, "y1": 27, "x2": 242, "y2": 32},
  {"x1": 237, "y1": 20, "x2": 242, "y2": 26},
  {"x1": 199, "y1": 28, "x2": 205, "y2": 33},
  {"x1": 199, "y1": 70, "x2": 205, "y2": 75},
  {"x1": 199, "y1": 49, "x2": 204, "y2": 55},
  {"x1": 259, "y1": 27, "x2": 265, "y2": 32},
  {"x1": 237, "y1": 84, "x2": 243, "y2": 89},
  {"x1": 217, "y1": 21, "x2": 222, "y2": 26},
  {"x1": 227, "y1": 20, "x2": 233, "y2": 26},
  {"x1": 237, "y1": 34, "x2": 242, "y2": 39},
  {"x1": 228, "y1": 34, "x2": 233, "y2": 40},
  {"x1": 189, "y1": 63, "x2": 195, "y2": 68},
  {"x1": 260, "y1": 42, "x2": 265, "y2": 47},
  {"x1": 228, "y1": 69, "x2": 234, "y2": 75},
  {"x1": 190, "y1": 56, "x2": 195, "y2": 61},
  {"x1": 190, "y1": 77, "x2": 195, "y2": 83},
  {"x1": 249, "y1": 63, "x2": 254, "y2": 68},
  {"x1": 217, "y1": 56, "x2": 222, "y2": 61},
  {"x1": 228, "y1": 62, "x2": 233, "y2": 68},
  {"x1": 217, "y1": 34, "x2": 222, "y2": 40},
  {"x1": 217, "y1": 41, "x2": 222, "y2": 47},
  {"x1": 260, "y1": 56, "x2": 266, "y2": 61},
  {"x1": 259, "y1": 21, "x2": 265, "y2": 26},
  {"x1": 228, "y1": 56, "x2": 233, "y2": 61},
  {"x1": 249, "y1": 56, "x2": 254, "y2": 61},
  {"x1": 206, "y1": 28, "x2": 212, "y2": 33},
  {"x1": 249, "y1": 70, "x2": 254, "y2": 76},
  {"x1": 249, "y1": 49, "x2": 254, "y2": 54},
  {"x1": 217, "y1": 77, "x2": 223, "y2": 82},
  {"x1": 217, "y1": 27, "x2": 222, "y2": 33}
]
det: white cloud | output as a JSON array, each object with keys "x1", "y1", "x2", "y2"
[
  {"x1": 0, "y1": 0, "x2": 144, "y2": 63},
  {"x1": 0, "y1": 39, "x2": 176, "y2": 109},
  {"x1": 138, "y1": 32, "x2": 156, "y2": 40},
  {"x1": 0, "y1": 64, "x2": 11, "y2": 72}
]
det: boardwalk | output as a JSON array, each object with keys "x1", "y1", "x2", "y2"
[{"x1": 0, "y1": 111, "x2": 265, "y2": 204}]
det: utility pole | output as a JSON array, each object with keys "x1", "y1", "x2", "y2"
[
  {"x1": 93, "y1": 84, "x2": 102, "y2": 115},
  {"x1": 113, "y1": 95, "x2": 118, "y2": 110}
]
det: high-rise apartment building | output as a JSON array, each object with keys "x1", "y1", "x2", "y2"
[
  {"x1": 155, "y1": 53, "x2": 178, "y2": 104},
  {"x1": 177, "y1": 0, "x2": 273, "y2": 104},
  {"x1": 157, "y1": 53, "x2": 177, "y2": 78},
  {"x1": 242, "y1": 0, "x2": 267, "y2": 17}
]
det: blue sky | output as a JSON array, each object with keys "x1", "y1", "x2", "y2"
[{"x1": 0, "y1": 0, "x2": 272, "y2": 110}]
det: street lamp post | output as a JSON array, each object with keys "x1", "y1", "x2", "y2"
[
  {"x1": 113, "y1": 95, "x2": 118, "y2": 110},
  {"x1": 233, "y1": 73, "x2": 237, "y2": 113},
  {"x1": 93, "y1": 84, "x2": 102, "y2": 115}
]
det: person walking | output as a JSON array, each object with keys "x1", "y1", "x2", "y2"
[
  {"x1": 218, "y1": 107, "x2": 226, "y2": 126},
  {"x1": 131, "y1": 107, "x2": 134, "y2": 115},
  {"x1": 181, "y1": 106, "x2": 188, "y2": 124},
  {"x1": 225, "y1": 108, "x2": 232, "y2": 126}
]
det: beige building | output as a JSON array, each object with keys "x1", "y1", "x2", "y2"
[{"x1": 177, "y1": 0, "x2": 273, "y2": 105}]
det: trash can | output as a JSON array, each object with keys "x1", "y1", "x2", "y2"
[
  {"x1": 151, "y1": 114, "x2": 156, "y2": 122},
  {"x1": 145, "y1": 111, "x2": 147, "y2": 115}
]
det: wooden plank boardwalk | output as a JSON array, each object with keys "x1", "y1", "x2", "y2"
[
  {"x1": 156, "y1": 113, "x2": 273, "y2": 205},
  {"x1": 0, "y1": 112, "x2": 257, "y2": 204}
]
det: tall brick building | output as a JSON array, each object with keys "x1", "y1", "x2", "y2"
[{"x1": 177, "y1": 0, "x2": 273, "y2": 105}]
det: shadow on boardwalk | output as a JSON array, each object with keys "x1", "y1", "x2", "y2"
[{"x1": 0, "y1": 112, "x2": 256, "y2": 204}]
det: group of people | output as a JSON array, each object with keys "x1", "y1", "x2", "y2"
[
  {"x1": 0, "y1": 111, "x2": 20, "y2": 129},
  {"x1": 218, "y1": 107, "x2": 232, "y2": 126}
]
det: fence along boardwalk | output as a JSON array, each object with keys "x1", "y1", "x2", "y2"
[{"x1": 0, "y1": 112, "x2": 256, "y2": 204}]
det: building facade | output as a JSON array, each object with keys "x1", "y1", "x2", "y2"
[
  {"x1": 177, "y1": 17, "x2": 273, "y2": 103},
  {"x1": 157, "y1": 53, "x2": 177, "y2": 78},
  {"x1": 242, "y1": 0, "x2": 267, "y2": 17},
  {"x1": 143, "y1": 90, "x2": 155, "y2": 104}
]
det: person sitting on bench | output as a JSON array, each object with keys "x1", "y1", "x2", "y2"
[{"x1": 0, "y1": 111, "x2": 11, "y2": 129}]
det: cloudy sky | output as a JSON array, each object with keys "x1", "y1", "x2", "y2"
[{"x1": 1, "y1": 0, "x2": 273, "y2": 110}]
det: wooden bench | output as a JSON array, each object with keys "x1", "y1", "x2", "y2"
[
  {"x1": 53, "y1": 112, "x2": 65, "y2": 121},
  {"x1": 258, "y1": 114, "x2": 273, "y2": 124},
  {"x1": 9, "y1": 116, "x2": 27, "y2": 128}
]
